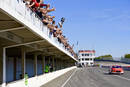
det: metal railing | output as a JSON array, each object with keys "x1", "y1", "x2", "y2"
[{"x1": 1, "y1": 0, "x2": 74, "y2": 57}]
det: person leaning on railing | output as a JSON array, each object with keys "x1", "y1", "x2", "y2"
[
  {"x1": 53, "y1": 25, "x2": 58, "y2": 37},
  {"x1": 42, "y1": 15, "x2": 55, "y2": 25},
  {"x1": 24, "y1": 0, "x2": 55, "y2": 18},
  {"x1": 24, "y1": 0, "x2": 49, "y2": 9},
  {"x1": 62, "y1": 36, "x2": 68, "y2": 48},
  {"x1": 47, "y1": 20, "x2": 56, "y2": 35},
  {"x1": 24, "y1": 0, "x2": 57, "y2": 30},
  {"x1": 54, "y1": 25, "x2": 63, "y2": 43},
  {"x1": 23, "y1": 0, "x2": 75, "y2": 55}
]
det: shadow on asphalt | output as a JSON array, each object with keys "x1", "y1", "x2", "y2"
[
  {"x1": 103, "y1": 72, "x2": 124, "y2": 75},
  {"x1": 103, "y1": 72, "x2": 110, "y2": 75}
]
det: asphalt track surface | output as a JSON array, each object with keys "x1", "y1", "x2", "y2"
[
  {"x1": 63, "y1": 67, "x2": 130, "y2": 87},
  {"x1": 42, "y1": 67, "x2": 130, "y2": 87}
]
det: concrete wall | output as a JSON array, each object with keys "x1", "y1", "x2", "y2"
[{"x1": 6, "y1": 66, "x2": 76, "y2": 87}]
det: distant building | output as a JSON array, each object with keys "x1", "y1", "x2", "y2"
[{"x1": 78, "y1": 50, "x2": 96, "y2": 66}]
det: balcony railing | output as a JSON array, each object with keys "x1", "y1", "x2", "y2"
[{"x1": 0, "y1": 0, "x2": 74, "y2": 58}]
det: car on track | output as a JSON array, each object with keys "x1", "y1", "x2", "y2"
[{"x1": 109, "y1": 65, "x2": 124, "y2": 75}]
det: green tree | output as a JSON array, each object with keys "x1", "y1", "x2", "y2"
[
  {"x1": 124, "y1": 54, "x2": 130, "y2": 59},
  {"x1": 95, "y1": 54, "x2": 113, "y2": 60}
]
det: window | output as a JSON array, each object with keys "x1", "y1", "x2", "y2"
[
  {"x1": 85, "y1": 58, "x2": 89, "y2": 61},
  {"x1": 91, "y1": 63, "x2": 93, "y2": 65},
  {"x1": 85, "y1": 54, "x2": 89, "y2": 56},
  {"x1": 79, "y1": 59, "x2": 80, "y2": 61},
  {"x1": 82, "y1": 54, "x2": 84, "y2": 56},
  {"x1": 82, "y1": 58, "x2": 84, "y2": 61},
  {"x1": 89, "y1": 58, "x2": 92, "y2": 61},
  {"x1": 90, "y1": 54, "x2": 93, "y2": 56}
]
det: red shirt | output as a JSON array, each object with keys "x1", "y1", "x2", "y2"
[{"x1": 32, "y1": 0, "x2": 40, "y2": 7}]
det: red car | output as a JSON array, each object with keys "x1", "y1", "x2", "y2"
[{"x1": 109, "y1": 65, "x2": 124, "y2": 74}]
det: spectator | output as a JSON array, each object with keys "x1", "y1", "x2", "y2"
[
  {"x1": 40, "y1": 7, "x2": 55, "y2": 15},
  {"x1": 37, "y1": 0, "x2": 50, "y2": 9},
  {"x1": 26, "y1": 0, "x2": 53, "y2": 13},
  {"x1": 55, "y1": 26, "x2": 62, "y2": 36},
  {"x1": 53, "y1": 25, "x2": 58, "y2": 37},
  {"x1": 45, "y1": 64, "x2": 49, "y2": 73},
  {"x1": 43, "y1": 15, "x2": 54, "y2": 25},
  {"x1": 23, "y1": 0, "x2": 31, "y2": 5},
  {"x1": 24, "y1": 0, "x2": 76, "y2": 58},
  {"x1": 47, "y1": 20, "x2": 55, "y2": 35}
]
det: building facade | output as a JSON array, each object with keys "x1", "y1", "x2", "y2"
[
  {"x1": 78, "y1": 50, "x2": 95, "y2": 66},
  {"x1": 0, "y1": 0, "x2": 77, "y2": 87}
]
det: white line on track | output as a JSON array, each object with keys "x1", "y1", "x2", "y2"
[
  {"x1": 61, "y1": 68, "x2": 77, "y2": 87},
  {"x1": 114, "y1": 75, "x2": 130, "y2": 81}
]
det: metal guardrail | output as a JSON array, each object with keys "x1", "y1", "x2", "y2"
[
  {"x1": 0, "y1": 0, "x2": 73, "y2": 57},
  {"x1": 121, "y1": 58, "x2": 130, "y2": 64},
  {"x1": 95, "y1": 58, "x2": 130, "y2": 64}
]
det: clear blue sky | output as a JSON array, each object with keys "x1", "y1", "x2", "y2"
[{"x1": 45, "y1": 0, "x2": 130, "y2": 57}]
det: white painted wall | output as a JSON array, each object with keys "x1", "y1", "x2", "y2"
[{"x1": 6, "y1": 66, "x2": 76, "y2": 87}]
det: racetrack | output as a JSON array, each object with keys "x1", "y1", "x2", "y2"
[{"x1": 63, "y1": 67, "x2": 130, "y2": 87}]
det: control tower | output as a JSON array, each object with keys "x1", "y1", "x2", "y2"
[{"x1": 78, "y1": 50, "x2": 95, "y2": 67}]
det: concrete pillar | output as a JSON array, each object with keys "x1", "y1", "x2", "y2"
[
  {"x1": 0, "y1": 46, "x2": 3, "y2": 84},
  {"x1": 21, "y1": 47, "x2": 26, "y2": 79},
  {"x1": 0, "y1": 47, "x2": 6, "y2": 87},
  {"x1": 42, "y1": 55, "x2": 45, "y2": 74},
  {"x1": 34, "y1": 53, "x2": 37, "y2": 76}
]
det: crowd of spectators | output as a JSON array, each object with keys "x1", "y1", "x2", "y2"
[{"x1": 23, "y1": 0, "x2": 77, "y2": 58}]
